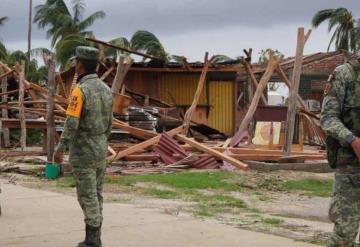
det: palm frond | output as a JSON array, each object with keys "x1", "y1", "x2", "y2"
[
  {"x1": 55, "y1": 34, "x2": 89, "y2": 67},
  {"x1": 311, "y1": 9, "x2": 335, "y2": 27},
  {"x1": 0, "y1": 16, "x2": 8, "y2": 26},
  {"x1": 212, "y1": 55, "x2": 233, "y2": 64},
  {"x1": 77, "y1": 11, "x2": 105, "y2": 31},
  {"x1": 29, "y1": 47, "x2": 53, "y2": 60},
  {"x1": 104, "y1": 37, "x2": 130, "y2": 57},
  {"x1": 130, "y1": 30, "x2": 167, "y2": 59},
  {"x1": 72, "y1": 0, "x2": 85, "y2": 22}
]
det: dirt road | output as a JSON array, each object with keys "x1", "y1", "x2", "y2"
[{"x1": 0, "y1": 181, "x2": 318, "y2": 247}]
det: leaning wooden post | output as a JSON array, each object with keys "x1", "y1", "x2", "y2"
[
  {"x1": 229, "y1": 50, "x2": 283, "y2": 147},
  {"x1": 45, "y1": 54, "x2": 56, "y2": 162},
  {"x1": 1, "y1": 68, "x2": 10, "y2": 147},
  {"x1": 112, "y1": 55, "x2": 134, "y2": 93},
  {"x1": 183, "y1": 52, "x2": 210, "y2": 134},
  {"x1": 283, "y1": 28, "x2": 311, "y2": 155},
  {"x1": 19, "y1": 61, "x2": 27, "y2": 151}
]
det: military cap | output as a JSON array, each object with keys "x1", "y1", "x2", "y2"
[{"x1": 75, "y1": 46, "x2": 99, "y2": 60}]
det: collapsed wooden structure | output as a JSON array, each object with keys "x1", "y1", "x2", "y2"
[{"x1": 0, "y1": 27, "x2": 329, "y2": 175}]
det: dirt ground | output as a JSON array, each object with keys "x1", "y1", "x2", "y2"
[{"x1": 0, "y1": 157, "x2": 336, "y2": 246}]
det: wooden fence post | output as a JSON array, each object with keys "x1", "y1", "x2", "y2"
[
  {"x1": 1, "y1": 68, "x2": 10, "y2": 147},
  {"x1": 45, "y1": 54, "x2": 56, "y2": 162},
  {"x1": 19, "y1": 61, "x2": 27, "y2": 151},
  {"x1": 283, "y1": 28, "x2": 311, "y2": 154}
]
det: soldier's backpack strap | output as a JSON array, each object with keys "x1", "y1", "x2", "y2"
[
  {"x1": 325, "y1": 63, "x2": 352, "y2": 169},
  {"x1": 346, "y1": 61, "x2": 359, "y2": 80}
]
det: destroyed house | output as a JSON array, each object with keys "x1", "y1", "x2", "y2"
[{"x1": 58, "y1": 51, "x2": 347, "y2": 136}]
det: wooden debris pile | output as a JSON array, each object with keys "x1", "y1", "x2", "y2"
[{"x1": 0, "y1": 28, "x2": 328, "y2": 176}]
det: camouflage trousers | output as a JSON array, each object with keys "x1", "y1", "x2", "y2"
[
  {"x1": 72, "y1": 159, "x2": 106, "y2": 228},
  {"x1": 328, "y1": 173, "x2": 360, "y2": 247}
]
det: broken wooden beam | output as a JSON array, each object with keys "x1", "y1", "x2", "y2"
[{"x1": 175, "y1": 134, "x2": 248, "y2": 170}]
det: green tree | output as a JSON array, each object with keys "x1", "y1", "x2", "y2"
[
  {"x1": 311, "y1": 8, "x2": 360, "y2": 52},
  {"x1": 106, "y1": 30, "x2": 168, "y2": 61},
  {"x1": 0, "y1": 42, "x2": 47, "y2": 83},
  {"x1": 34, "y1": 0, "x2": 105, "y2": 67}
]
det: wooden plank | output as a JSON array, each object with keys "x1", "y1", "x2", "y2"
[
  {"x1": 175, "y1": 134, "x2": 248, "y2": 170},
  {"x1": 284, "y1": 28, "x2": 311, "y2": 154},
  {"x1": 112, "y1": 56, "x2": 134, "y2": 93},
  {"x1": 0, "y1": 69, "x2": 13, "y2": 80},
  {"x1": 241, "y1": 59, "x2": 267, "y2": 104},
  {"x1": 183, "y1": 52, "x2": 210, "y2": 134},
  {"x1": 111, "y1": 125, "x2": 184, "y2": 161},
  {"x1": 56, "y1": 74, "x2": 68, "y2": 98},
  {"x1": 0, "y1": 89, "x2": 19, "y2": 97},
  {"x1": 112, "y1": 122, "x2": 157, "y2": 140},
  {"x1": 100, "y1": 66, "x2": 114, "y2": 81}
]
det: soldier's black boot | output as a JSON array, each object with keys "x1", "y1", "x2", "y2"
[
  {"x1": 77, "y1": 225, "x2": 100, "y2": 247},
  {"x1": 98, "y1": 223, "x2": 102, "y2": 247}
]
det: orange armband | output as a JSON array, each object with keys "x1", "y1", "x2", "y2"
[{"x1": 66, "y1": 87, "x2": 83, "y2": 118}]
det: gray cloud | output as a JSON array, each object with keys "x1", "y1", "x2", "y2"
[{"x1": 0, "y1": 0, "x2": 359, "y2": 60}]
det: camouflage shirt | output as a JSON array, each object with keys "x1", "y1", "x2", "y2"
[
  {"x1": 321, "y1": 60, "x2": 360, "y2": 145},
  {"x1": 58, "y1": 73, "x2": 113, "y2": 163}
]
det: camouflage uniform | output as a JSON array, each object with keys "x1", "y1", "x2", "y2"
[
  {"x1": 321, "y1": 54, "x2": 360, "y2": 247},
  {"x1": 57, "y1": 47, "x2": 113, "y2": 229}
]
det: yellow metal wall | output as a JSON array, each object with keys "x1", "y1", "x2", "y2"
[
  {"x1": 160, "y1": 74, "x2": 207, "y2": 105},
  {"x1": 208, "y1": 81, "x2": 234, "y2": 135},
  {"x1": 159, "y1": 74, "x2": 234, "y2": 135}
]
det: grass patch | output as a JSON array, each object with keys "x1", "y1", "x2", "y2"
[
  {"x1": 144, "y1": 188, "x2": 180, "y2": 199},
  {"x1": 191, "y1": 193, "x2": 247, "y2": 217},
  {"x1": 282, "y1": 178, "x2": 333, "y2": 197},
  {"x1": 262, "y1": 217, "x2": 283, "y2": 226},
  {"x1": 105, "y1": 171, "x2": 244, "y2": 191},
  {"x1": 56, "y1": 176, "x2": 76, "y2": 188}
]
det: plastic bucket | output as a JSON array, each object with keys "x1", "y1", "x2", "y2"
[{"x1": 45, "y1": 163, "x2": 60, "y2": 179}]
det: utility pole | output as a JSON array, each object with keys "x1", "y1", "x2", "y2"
[{"x1": 27, "y1": 0, "x2": 33, "y2": 70}]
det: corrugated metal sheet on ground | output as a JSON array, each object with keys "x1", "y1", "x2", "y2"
[
  {"x1": 160, "y1": 73, "x2": 207, "y2": 105},
  {"x1": 208, "y1": 81, "x2": 234, "y2": 135},
  {"x1": 155, "y1": 133, "x2": 219, "y2": 169}
]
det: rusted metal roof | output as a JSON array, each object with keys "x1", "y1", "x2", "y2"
[{"x1": 155, "y1": 133, "x2": 219, "y2": 169}]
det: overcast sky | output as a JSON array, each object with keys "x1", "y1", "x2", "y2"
[{"x1": 0, "y1": 0, "x2": 360, "y2": 62}]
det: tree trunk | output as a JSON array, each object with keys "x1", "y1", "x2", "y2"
[{"x1": 27, "y1": 0, "x2": 33, "y2": 69}]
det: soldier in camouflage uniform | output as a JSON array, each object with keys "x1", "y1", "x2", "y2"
[
  {"x1": 54, "y1": 46, "x2": 113, "y2": 247},
  {"x1": 321, "y1": 51, "x2": 360, "y2": 247}
]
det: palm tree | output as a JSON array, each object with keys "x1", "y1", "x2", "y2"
[
  {"x1": 312, "y1": 8, "x2": 360, "y2": 52},
  {"x1": 0, "y1": 16, "x2": 8, "y2": 27},
  {"x1": 34, "y1": 0, "x2": 105, "y2": 67},
  {"x1": 105, "y1": 30, "x2": 168, "y2": 61}
]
